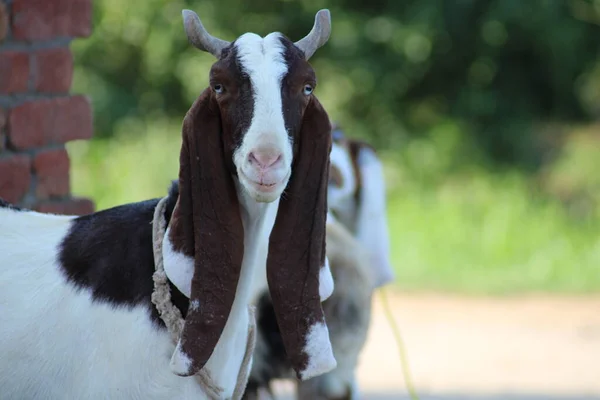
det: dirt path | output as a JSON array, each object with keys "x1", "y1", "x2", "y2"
[{"x1": 271, "y1": 292, "x2": 600, "y2": 399}]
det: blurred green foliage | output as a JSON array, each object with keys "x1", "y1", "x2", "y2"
[
  {"x1": 72, "y1": 0, "x2": 600, "y2": 167},
  {"x1": 68, "y1": 0, "x2": 600, "y2": 293}
]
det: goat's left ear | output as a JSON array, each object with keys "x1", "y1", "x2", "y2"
[
  {"x1": 266, "y1": 96, "x2": 336, "y2": 381},
  {"x1": 167, "y1": 88, "x2": 245, "y2": 377},
  {"x1": 351, "y1": 143, "x2": 395, "y2": 289}
]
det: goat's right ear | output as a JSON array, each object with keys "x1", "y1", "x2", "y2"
[
  {"x1": 266, "y1": 96, "x2": 336, "y2": 381},
  {"x1": 167, "y1": 88, "x2": 245, "y2": 377}
]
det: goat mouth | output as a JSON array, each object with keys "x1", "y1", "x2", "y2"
[
  {"x1": 241, "y1": 170, "x2": 289, "y2": 194},
  {"x1": 252, "y1": 181, "x2": 279, "y2": 193}
]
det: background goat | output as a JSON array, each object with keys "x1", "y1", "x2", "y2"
[
  {"x1": 244, "y1": 125, "x2": 395, "y2": 399},
  {"x1": 0, "y1": 9, "x2": 338, "y2": 400}
]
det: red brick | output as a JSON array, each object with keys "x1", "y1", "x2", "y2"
[
  {"x1": 33, "y1": 147, "x2": 70, "y2": 198},
  {"x1": 0, "y1": 2, "x2": 8, "y2": 43},
  {"x1": 12, "y1": 0, "x2": 92, "y2": 41},
  {"x1": 8, "y1": 96, "x2": 93, "y2": 150},
  {"x1": 0, "y1": 108, "x2": 6, "y2": 151},
  {"x1": 35, "y1": 48, "x2": 73, "y2": 93},
  {"x1": 0, "y1": 154, "x2": 31, "y2": 204},
  {"x1": 35, "y1": 197, "x2": 95, "y2": 216},
  {"x1": 0, "y1": 108, "x2": 5, "y2": 129},
  {"x1": 0, "y1": 51, "x2": 30, "y2": 94}
]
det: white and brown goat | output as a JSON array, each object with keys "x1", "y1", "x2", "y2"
[
  {"x1": 244, "y1": 126, "x2": 395, "y2": 400},
  {"x1": 0, "y1": 9, "x2": 338, "y2": 400}
]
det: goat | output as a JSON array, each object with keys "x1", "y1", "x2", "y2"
[
  {"x1": 0, "y1": 9, "x2": 338, "y2": 400},
  {"x1": 243, "y1": 125, "x2": 395, "y2": 400}
]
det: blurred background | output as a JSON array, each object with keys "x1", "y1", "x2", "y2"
[{"x1": 65, "y1": 0, "x2": 600, "y2": 398}]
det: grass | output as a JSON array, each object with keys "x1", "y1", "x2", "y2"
[
  {"x1": 67, "y1": 118, "x2": 183, "y2": 209},
  {"x1": 67, "y1": 121, "x2": 600, "y2": 295},
  {"x1": 384, "y1": 168, "x2": 599, "y2": 294}
]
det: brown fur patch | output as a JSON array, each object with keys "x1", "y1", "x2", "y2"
[
  {"x1": 267, "y1": 96, "x2": 332, "y2": 376},
  {"x1": 169, "y1": 88, "x2": 245, "y2": 376},
  {"x1": 347, "y1": 139, "x2": 376, "y2": 202}
]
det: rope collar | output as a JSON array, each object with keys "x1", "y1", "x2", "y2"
[{"x1": 151, "y1": 196, "x2": 256, "y2": 399}]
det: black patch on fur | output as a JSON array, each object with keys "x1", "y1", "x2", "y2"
[
  {"x1": 279, "y1": 35, "x2": 305, "y2": 72},
  {"x1": 327, "y1": 294, "x2": 363, "y2": 332},
  {"x1": 246, "y1": 291, "x2": 293, "y2": 391},
  {"x1": 58, "y1": 182, "x2": 188, "y2": 327},
  {"x1": 0, "y1": 198, "x2": 24, "y2": 211},
  {"x1": 212, "y1": 42, "x2": 254, "y2": 176},
  {"x1": 256, "y1": 291, "x2": 289, "y2": 367},
  {"x1": 279, "y1": 35, "x2": 316, "y2": 159},
  {"x1": 228, "y1": 43, "x2": 254, "y2": 154}
]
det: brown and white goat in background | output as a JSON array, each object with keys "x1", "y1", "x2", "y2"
[
  {"x1": 245, "y1": 125, "x2": 395, "y2": 400},
  {"x1": 0, "y1": 9, "x2": 338, "y2": 400}
]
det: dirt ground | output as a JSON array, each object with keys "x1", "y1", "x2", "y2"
[{"x1": 269, "y1": 292, "x2": 600, "y2": 400}]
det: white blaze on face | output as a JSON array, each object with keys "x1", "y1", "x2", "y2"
[{"x1": 233, "y1": 33, "x2": 293, "y2": 203}]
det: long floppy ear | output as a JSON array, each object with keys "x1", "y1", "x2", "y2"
[
  {"x1": 266, "y1": 96, "x2": 337, "y2": 381},
  {"x1": 167, "y1": 88, "x2": 245, "y2": 376},
  {"x1": 349, "y1": 141, "x2": 395, "y2": 289}
]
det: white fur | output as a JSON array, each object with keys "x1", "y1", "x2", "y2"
[
  {"x1": 298, "y1": 321, "x2": 337, "y2": 381},
  {"x1": 354, "y1": 147, "x2": 395, "y2": 288},
  {"x1": 328, "y1": 141, "x2": 357, "y2": 209},
  {"x1": 162, "y1": 228, "x2": 194, "y2": 298},
  {"x1": 0, "y1": 208, "x2": 205, "y2": 399},
  {"x1": 233, "y1": 33, "x2": 293, "y2": 203},
  {"x1": 328, "y1": 141, "x2": 358, "y2": 230},
  {"x1": 319, "y1": 257, "x2": 334, "y2": 301},
  {"x1": 0, "y1": 178, "x2": 281, "y2": 399},
  {"x1": 170, "y1": 342, "x2": 194, "y2": 376}
]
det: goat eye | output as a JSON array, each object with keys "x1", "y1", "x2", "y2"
[
  {"x1": 303, "y1": 84, "x2": 313, "y2": 95},
  {"x1": 213, "y1": 84, "x2": 224, "y2": 94}
]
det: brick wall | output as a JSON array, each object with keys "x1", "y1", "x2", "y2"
[{"x1": 0, "y1": 0, "x2": 95, "y2": 215}]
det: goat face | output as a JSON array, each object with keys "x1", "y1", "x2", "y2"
[
  {"x1": 213, "y1": 36, "x2": 315, "y2": 202},
  {"x1": 184, "y1": 11, "x2": 330, "y2": 203},
  {"x1": 168, "y1": 10, "x2": 337, "y2": 380}
]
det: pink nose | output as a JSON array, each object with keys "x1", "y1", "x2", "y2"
[{"x1": 248, "y1": 148, "x2": 282, "y2": 169}]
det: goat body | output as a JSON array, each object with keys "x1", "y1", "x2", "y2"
[
  {"x1": 0, "y1": 8, "x2": 337, "y2": 399},
  {"x1": 0, "y1": 184, "x2": 276, "y2": 399}
]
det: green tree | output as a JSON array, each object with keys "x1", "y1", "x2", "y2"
[{"x1": 72, "y1": 0, "x2": 600, "y2": 168}]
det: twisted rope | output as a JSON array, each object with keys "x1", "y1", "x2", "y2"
[{"x1": 151, "y1": 196, "x2": 256, "y2": 399}]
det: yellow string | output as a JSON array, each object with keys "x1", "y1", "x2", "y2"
[{"x1": 378, "y1": 288, "x2": 420, "y2": 400}]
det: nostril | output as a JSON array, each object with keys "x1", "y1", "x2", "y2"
[
  {"x1": 248, "y1": 152, "x2": 259, "y2": 166},
  {"x1": 249, "y1": 151, "x2": 282, "y2": 169}
]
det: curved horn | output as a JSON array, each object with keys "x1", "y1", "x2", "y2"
[
  {"x1": 294, "y1": 9, "x2": 332, "y2": 60},
  {"x1": 182, "y1": 9, "x2": 231, "y2": 59}
]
